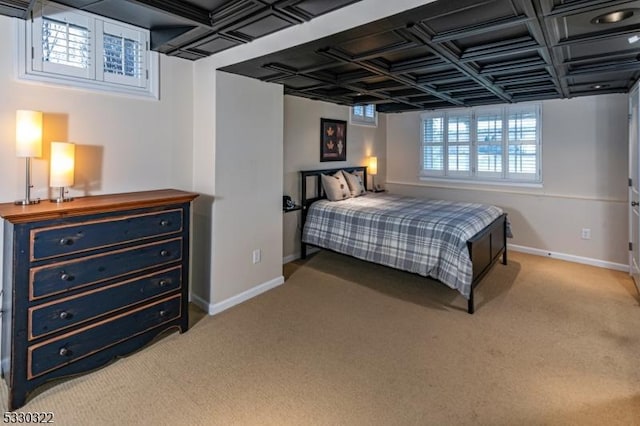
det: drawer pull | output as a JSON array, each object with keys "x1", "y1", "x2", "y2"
[
  {"x1": 158, "y1": 279, "x2": 169, "y2": 287},
  {"x1": 160, "y1": 219, "x2": 170, "y2": 227},
  {"x1": 58, "y1": 347, "x2": 70, "y2": 357},
  {"x1": 60, "y1": 273, "x2": 73, "y2": 282},
  {"x1": 160, "y1": 250, "x2": 170, "y2": 257},
  {"x1": 59, "y1": 311, "x2": 70, "y2": 320},
  {"x1": 59, "y1": 238, "x2": 73, "y2": 246},
  {"x1": 159, "y1": 310, "x2": 167, "y2": 318}
]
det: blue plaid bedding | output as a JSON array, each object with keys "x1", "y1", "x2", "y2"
[{"x1": 302, "y1": 193, "x2": 503, "y2": 298}]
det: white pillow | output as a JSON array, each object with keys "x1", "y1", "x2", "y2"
[
  {"x1": 342, "y1": 170, "x2": 366, "y2": 197},
  {"x1": 321, "y1": 171, "x2": 351, "y2": 201}
]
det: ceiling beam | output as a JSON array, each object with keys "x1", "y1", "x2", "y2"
[
  {"x1": 317, "y1": 47, "x2": 464, "y2": 106},
  {"x1": 389, "y1": 56, "x2": 448, "y2": 74},
  {"x1": 263, "y1": 62, "x2": 427, "y2": 109},
  {"x1": 459, "y1": 38, "x2": 540, "y2": 62},
  {"x1": 403, "y1": 23, "x2": 512, "y2": 103},
  {"x1": 129, "y1": 0, "x2": 213, "y2": 27},
  {"x1": 565, "y1": 58, "x2": 640, "y2": 76},
  {"x1": 432, "y1": 14, "x2": 532, "y2": 43},
  {"x1": 543, "y1": 0, "x2": 637, "y2": 18},
  {"x1": 479, "y1": 56, "x2": 548, "y2": 74}
]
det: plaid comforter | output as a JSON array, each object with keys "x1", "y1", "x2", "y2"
[{"x1": 302, "y1": 193, "x2": 503, "y2": 298}]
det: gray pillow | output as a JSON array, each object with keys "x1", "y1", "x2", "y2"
[
  {"x1": 321, "y1": 171, "x2": 351, "y2": 201},
  {"x1": 342, "y1": 170, "x2": 366, "y2": 197}
]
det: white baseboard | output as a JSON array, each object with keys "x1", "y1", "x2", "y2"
[
  {"x1": 283, "y1": 247, "x2": 320, "y2": 264},
  {"x1": 190, "y1": 292, "x2": 211, "y2": 314},
  {"x1": 283, "y1": 244, "x2": 626, "y2": 272},
  {"x1": 283, "y1": 253, "x2": 299, "y2": 264},
  {"x1": 508, "y1": 244, "x2": 628, "y2": 272},
  {"x1": 192, "y1": 275, "x2": 285, "y2": 316}
]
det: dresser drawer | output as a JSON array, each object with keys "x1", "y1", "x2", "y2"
[
  {"x1": 29, "y1": 238, "x2": 182, "y2": 300},
  {"x1": 30, "y1": 209, "x2": 183, "y2": 261},
  {"x1": 28, "y1": 295, "x2": 181, "y2": 379},
  {"x1": 29, "y1": 266, "x2": 182, "y2": 340}
]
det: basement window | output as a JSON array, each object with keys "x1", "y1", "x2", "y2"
[
  {"x1": 350, "y1": 104, "x2": 378, "y2": 127},
  {"x1": 17, "y1": 1, "x2": 159, "y2": 98},
  {"x1": 420, "y1": 103, "x2": 542, "y2": 185}
]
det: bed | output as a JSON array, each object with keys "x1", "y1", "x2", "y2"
[{"x1": 299, "y1": 166, "x2": 507, "y2": 314}]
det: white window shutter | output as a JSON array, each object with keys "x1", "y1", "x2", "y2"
[
  {"x1": 419, "y1": 103, "x2": 541, "y2": 184},
  {"x1": 21, "y1": 2, "x2": 157, "y2": 98},
  {"x1": 351, "y1": 104, "x2": 378, "y2": 126},
  {"x1": 507, "y1": 104, "x2": 540, "y2": 180},
  {"x1": 476, "y1": 108, "x2": 504, "y2": 179},
  {"x1": 33, "y1": 4, "x2": 94, "y2": 79},
  {"x1": 99, "y1": 21, "x2": 148, "y2": 88},
  {"x1": 446, "y1": 112, "x2": 471, "y2": 177},
  {"x1": 421, "y1": 114, "x2": 445, "y2": 175}
]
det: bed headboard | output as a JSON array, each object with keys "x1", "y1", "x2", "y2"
[{"x1": 299, "y1": 166, "x2": 367, "y2": 222}]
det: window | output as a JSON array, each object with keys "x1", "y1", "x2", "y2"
[
  {"x1": 18, "y1": 2, "x2": 158, "y2": 98},
  {"x1": 420, "y1": 103, "x2": 541, "y2": 183},
  {"x1": 350, "y1": 104, "x2": 378, "y2": 126}
]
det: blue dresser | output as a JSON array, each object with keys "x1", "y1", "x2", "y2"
[{"x1": 0, "y1": 189, "x2": 198, "y2": 410}]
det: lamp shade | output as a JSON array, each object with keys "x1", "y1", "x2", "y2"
[
  {"x1": 50, "y1": 142, "x2": 75, "y2": 187},
  {"x1": 16, "y1": 110, "x2": 43, "y2": 158},
  {"x1": 368, "y1": 156, "x2": 378, "y2": 175}
]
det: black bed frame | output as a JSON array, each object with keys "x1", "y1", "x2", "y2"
[{"x1": 299, "y1": 166, "x2": 507, "y2": 314}]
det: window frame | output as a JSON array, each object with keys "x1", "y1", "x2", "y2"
[
  {"x1": 17, "y1": 1, "x2": 159, "y2": 99},
  {"x1": 419, "y1": 103, "x2": 542, "y2": 185},
  {"x1": 350, "y1": 104, "x2": 378, "y2": 127}
]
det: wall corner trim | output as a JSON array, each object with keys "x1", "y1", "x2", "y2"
[
  {"x1": 201, "y1": 276, "x2": 285, "y2": 316},
  {"x1": 283, "y1": 247, "x2": 320, "y2": 265},
  {"x1": 189, "y1": 292, "x2": 211, "y2": 314}
]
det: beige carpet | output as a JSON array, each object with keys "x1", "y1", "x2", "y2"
[{"x1": 1, "y1": 251, "x2": 639, "y2": 425}]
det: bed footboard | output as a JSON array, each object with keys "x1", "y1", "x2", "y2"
[{"x1": 466, "y1": 213, "x2": 508, "y2": 314}]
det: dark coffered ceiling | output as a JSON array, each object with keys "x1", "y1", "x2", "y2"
[
  {"x1": 0, "y1": 0, "x2": 363, "y2": 59},
  {"x1": 2, "y1": 1, "x2": 639, "y2": 112},
  {"x1": 221, "y1": 0, "x2": 640, "y2": 112}
]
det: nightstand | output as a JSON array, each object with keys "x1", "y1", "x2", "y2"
[{"x1": 283, "y1": 205, "x2": 301, "y2": 213}]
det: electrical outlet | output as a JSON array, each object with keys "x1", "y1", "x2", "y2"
[
  {"x1": 581, "y1": 228, "x2": 591, "y2": 240},
  {"x1": 252, "y1": 249, "x2": 261, "y2": 264}
]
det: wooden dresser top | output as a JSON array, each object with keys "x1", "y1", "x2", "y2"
[{"x1": 0, "y1": 189, "x2": 199, "y2": 224}]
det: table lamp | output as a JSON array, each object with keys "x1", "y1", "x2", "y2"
[
  {"x1": 15, "y1": 110, "x2": 43, "y2": 205},
  {"x1": 368, "y1": 156, "x2": 378, "y2": 191},
  {"x1": 49, "y1": 141, "x2": 75, "y2": 203}
]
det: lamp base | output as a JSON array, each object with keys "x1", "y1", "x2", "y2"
[
  {"x1": 50, "y1": 187, "x2": 74, "y2": 203},
  {"x1": 50, "y1": 197, "x2": 74, "y2": 203},
  {"x1": 14, "y1": 199, "x2": 40, "y2": 206}
]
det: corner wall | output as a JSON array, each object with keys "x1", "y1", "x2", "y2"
[
  {"x1": 386, "y1": 94, "x2": 629, "y2": 267},
  {"x1": 190, "y1": 70, "x2": 285, "y2": 313}
]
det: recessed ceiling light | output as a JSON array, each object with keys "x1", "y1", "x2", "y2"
[
  {"x1": 591, "y1": 9, "x2": 636, "y2": 24},
  {"x1": 629, "y1": 35, "x2": 640, "y2": 44},
  {"x1": 591, "y1": 84, "x2": 609, "y2": 89}
]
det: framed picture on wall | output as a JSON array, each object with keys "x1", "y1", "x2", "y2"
[{"x1": 320, "y1": 118, "x2": 347, "y2": 162}]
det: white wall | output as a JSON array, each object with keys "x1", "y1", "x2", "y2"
[
  {"x1": 190, "y1": 69, "x2": 284, "y2": 313},
  {"x1": 0, "y1": 16, "x2": 194, "y2": 202},
  {"x1": 282, "y1": 95, "x2": 387, "y2": 260},
  {"x1": 0, "y1": 14, "x2": 194, "y2": 302},
  {"x1": 386, "y1": 94, "x2": 629, "y2": 266},
  {"x1": 213, "y1": 71, "x2": 284, "y2": 304}
]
